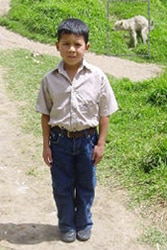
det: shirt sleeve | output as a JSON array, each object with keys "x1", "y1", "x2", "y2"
[
  {"x1": 35, "y1": 77, "x2": 53, "y2": 115},
  {"x1": 99, "y1": 72, "x2": 118, "y2": 117}
]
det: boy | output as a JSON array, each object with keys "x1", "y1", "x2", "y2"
[{"x1": 36, "y1": 18, "x2": 118, "y2": 243}]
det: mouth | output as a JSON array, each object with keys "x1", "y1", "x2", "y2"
[{"x1": 68, "y1": 56, "x2": 76, "y2": 58}]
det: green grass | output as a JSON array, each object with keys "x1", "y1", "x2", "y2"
[
  {"x1": 0, "y1": 0, "x2": 107, "y2": 54},
  {"x1": 107, "y1": 0, "x2": 167, "y2": 61},
  {"x1": 0, "y1": 0, "x2": 167, "y2": 63},
  {"x1": 0, "y1": 0, "x2": 167, "y2": 248},
  {"x1": 141, "y1": 227, "x2": 167, "y2": 249},
  {"x1": 0, "y1": 49, "x2": 60, "y2": 135},
  {"x1": 100, "y1": 73, "x2": 167, "y2": 200}
]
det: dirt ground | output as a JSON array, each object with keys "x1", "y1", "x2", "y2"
[{"x1": 0, "y1": 1, "x2": 162, "y2": 249}]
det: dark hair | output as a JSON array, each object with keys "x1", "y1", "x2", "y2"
[{"x1": 57, "y1": 18, "x2": 89, "y2": 43}]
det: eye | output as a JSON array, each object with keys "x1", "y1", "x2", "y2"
[
  {"x1": 62, "y1": 42, "x2": 69, "y2": 46},
  {"x1": 75, "y1": 43, "x2": 82, "y2": 47}
]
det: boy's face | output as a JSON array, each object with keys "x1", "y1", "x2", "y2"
[{"x1": 56, "y1": 34, "x2": 90, "y2": 69}]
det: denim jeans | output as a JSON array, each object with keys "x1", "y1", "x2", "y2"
[{"x1": 50, "y1": 128, "x2": 98, "y2": 233}]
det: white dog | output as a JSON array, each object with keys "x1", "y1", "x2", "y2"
[{"x1": 113, "y1": 15, "x2": 154, "y2": 47}]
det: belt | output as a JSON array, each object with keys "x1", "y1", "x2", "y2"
[{"x1": 51, "y1": 126, "x2": 96, "y2": 139}]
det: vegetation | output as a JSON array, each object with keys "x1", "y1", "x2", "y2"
[
  {"x1": 0, "y1": 0, "x2": 167, "y2": 248},
  {"x1": 0, "y1": 0, "x2": 167, "y2": 63},
  {"x1": 0, "y1": 0, "x2": 107, "y2": 54}
]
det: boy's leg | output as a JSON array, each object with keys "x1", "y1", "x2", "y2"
[
  {"x1": 50, "y1": 133, "x2": 76, "y2": 233},
  {"x1": 50, "y1": 129, "x2": 98, "y2": 241},
  {"x1": 74, "y1": 133, "x2": 97, "y2": 233}
]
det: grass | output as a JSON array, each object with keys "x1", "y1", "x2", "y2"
[
  {"x1": 0, "y1": 0, "x2": 167, "y2": 248},
  {"x1": 0, "y1": 0, "x2": 107, "y2": 54},
  {"x1": 0, "y1": 0, "x2": 167, "y2": 63},
  {"x1": 0, "y1": 49, "x2": 60, "y2": 136},
  {"x1": 107, "y1": 0, "x2": 167, "y2": 61},
  {"x1": 141, "y1": 227, "x2": 167, "y2": 250}
]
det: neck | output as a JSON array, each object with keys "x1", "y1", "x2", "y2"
[{"x1": 64, "y1": 61, "x2": 83, "y2": 81}]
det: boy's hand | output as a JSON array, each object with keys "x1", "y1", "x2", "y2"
[
  {"x1": 92, "y1": 116, "x2": 109, "y2": 165},
  {"x1": 43, "y1": 146, "x2": 53, "y2": 167},
  {"x1": 92, "y1": 144, "x2": 105, "y2": 165}
]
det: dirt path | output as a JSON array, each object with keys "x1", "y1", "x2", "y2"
[
  {"x1": 0, "y1": 26, "x2": 162, "y2": 82},
  {"x1": 0, "y1": 1, "x2": 159, "y2": 249}
]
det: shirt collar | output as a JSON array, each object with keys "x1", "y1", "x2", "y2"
[{"x1": 55, "y1": 58, "x2": 92, "y2": 75}]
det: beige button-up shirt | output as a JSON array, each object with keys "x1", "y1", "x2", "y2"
[{"x1": 36, "y1": 59, "x2": 118, "y2": 131}]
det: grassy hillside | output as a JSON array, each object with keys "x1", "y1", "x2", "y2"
[
  {"x1": 0, "y1": 0, "x2": 107, "y2": 54},
  {"x1": 107, "y1": 0, "x2": 167, "y2": 61},
  {"x1": 0, "y1": 0, "x2": 167, "y2": 63}
]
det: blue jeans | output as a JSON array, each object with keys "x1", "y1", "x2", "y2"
[{"x1": 50, "y1": 129, "x2": 98, "y2": 233}]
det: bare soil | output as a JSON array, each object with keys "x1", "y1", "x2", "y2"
[{"x1": 0, "y1": 1, "x2": 161, "y2": 249}]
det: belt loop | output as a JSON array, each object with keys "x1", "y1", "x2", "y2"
[
  {"x1": 84, "y1": 129, "x2": 90, "y2": 138},
  {"x1": 67, "y1": 130, "x2": 70, "y2": 138},
  {"x1": 62, "y1": 128, "x2": 66, "y2": 137}
]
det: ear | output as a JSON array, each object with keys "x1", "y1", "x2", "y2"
[
  {"x1": 55, "y1": 41, "x2": 59, "y2": 51},
  {"x1": 85, "y1": 42, "x2": 90, "y2": 51}
]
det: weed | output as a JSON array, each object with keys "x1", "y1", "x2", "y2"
[
  {"x1": 141, "y1": 227, "x2": 167, "y2": 249},
  {"x1": 139, "y1": 141, "x2": 167, "y2": 173},
  {"x1": 147, "y1": 87, "x2": 167, "y2": 107}
]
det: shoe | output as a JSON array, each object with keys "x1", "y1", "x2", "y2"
[
  {"x1": 77, "y1": 229, "x2": 91, "y2": 241},
  {"x1": 61, "y1": 230, "x2": 76, "y2": 243}
]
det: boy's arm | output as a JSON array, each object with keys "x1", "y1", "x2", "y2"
[
  {"x1": 41, "y1": 114, "x2": 53, "y2": 167},
  {"x1": 92, "y1": 116, "x2": 110, "y2": 165}
]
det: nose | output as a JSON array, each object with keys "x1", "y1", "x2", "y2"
[{"x1": 69, "y1": 45, "x2": 76, "y2": 52}]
